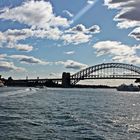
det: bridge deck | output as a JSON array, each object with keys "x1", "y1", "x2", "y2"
[
  {"x1": 74, "y1": 77, "x2": 140, "y2": 80},
  {"x1": 12, "y1": 75, "x2": 140, "y2": 82}
]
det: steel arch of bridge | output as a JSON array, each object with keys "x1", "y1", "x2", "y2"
[{"x1": 70, "y1": 63, "x2": 140, "y2": 85}]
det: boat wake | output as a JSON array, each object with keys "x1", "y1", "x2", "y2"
[{"x1": 0, "y1": 87, "x2": 38, "y2": 98}]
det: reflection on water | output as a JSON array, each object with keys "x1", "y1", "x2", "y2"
[{"x1": 0, "y1": 87, "x2": 140, "y2": 139}]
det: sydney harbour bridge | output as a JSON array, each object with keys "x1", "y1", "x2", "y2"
[
  {"x1": 70, "y1": 62, "x2": 140, "y2": 84},
  {"x1": 5, "y1": 63, "x2": 140, "y2": 87}
]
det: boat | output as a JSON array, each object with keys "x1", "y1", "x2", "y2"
[{"x1": 117, "y1": 84, "x2": 140, "y2": 92}]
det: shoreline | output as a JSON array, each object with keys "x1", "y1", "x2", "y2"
[{"x1": 3, "y1": 84, "x2": 116, "y2": 89}]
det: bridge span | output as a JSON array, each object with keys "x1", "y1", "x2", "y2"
[{"x1": 69, "y1": 63, "x2": 140, "y2": 86}]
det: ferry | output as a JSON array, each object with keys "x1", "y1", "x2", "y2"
[{"x1": 117, "y1": 84, "x2": 140, "y2": 92}]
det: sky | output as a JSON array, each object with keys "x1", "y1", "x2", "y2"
[{"x1": 0, "y1": 0, "x2": 140, "y2": 82}]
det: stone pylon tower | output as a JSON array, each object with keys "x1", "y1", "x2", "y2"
[{"x1": 62, "y1": 72, "x2": 70, "y2": 88}]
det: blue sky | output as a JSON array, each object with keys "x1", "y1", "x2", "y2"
[{"x1": 0, "y1": 0, "x2": 140, "y2": 79}]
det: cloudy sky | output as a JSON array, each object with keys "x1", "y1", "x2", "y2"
[{"x1": 0, "y1": 0, "x2": 140, "y2": 80}]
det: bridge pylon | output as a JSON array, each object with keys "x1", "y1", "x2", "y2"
[
  {"x1": 62, "y1": 72, "x2": 71, "y2": 88},
  {"x1": 135, "y1": 78, "x2": 140, "y2": 83}
]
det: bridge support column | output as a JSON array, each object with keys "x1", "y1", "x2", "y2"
[
  {"x1": 135, "y1": 78, "x2": 140, "y2": 83},
  {"x1": 62, "y1": 72, "x2": 70, "y2": 88}
]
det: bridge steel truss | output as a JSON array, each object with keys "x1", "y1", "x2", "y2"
[{"x1": 70, "y1": 63, "x2": 140, "y2": 85}]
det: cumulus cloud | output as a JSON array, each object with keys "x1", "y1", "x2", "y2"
[
  {"x1": 88, "y1": 25, "x2": 100, "y2": 34},
  {"x1": 0, "y1": 24, "x2": 100, "y2": 47},
  {"x1": 0, "y1": 0, "x2": 69, "y2": 29},
  {"x1": 70, "y1": 24, "x2": 86, "y2": 32},
  {"x1": 0, "y1": 61, "x2": 25, "y2": 72},
  {"x1": 4, "y1": 24, "x2": 99, "y2": 46},
  {"x1": 63, "y1": 24, "x2": 100, "y2": 44},
  {"x1": 67, "y1": 24, "x2": 100, "y2": 34},
  {"x1": 62, "y1": 32, "x2": 92, "y2": 45},
  {"x1": 0, "y1": 0, "x2": 67, "y2": 47},
  {"x1": 4, "y1": 29, "x2": 32, "y2": 43},
  {"x1": 93, "y1": 41, "x2": 137, "y2": 56},
  {"x1": 104, "y1": 0, "x2": 140, "y2": 28},
  {"x1": 0, "y1": 30, "x2": 34, "y2": 51},
  {"x1": 0, "y1": 54, "x2": 7, "y2": 60},
  {"x1": 55, "y1": 60, "x2": 88, "y2": 70},
  {"x1": 3, "y1": 25, "x2": 99, "y2": 46},
  {"x1": 8, "y1": 28, "x2": 61, "y2": 41},
  {"x1": 93, "y1": 40, "x2": 140, "y2": 64},
  {"x1": 0, "y1": 27, "x2": 62, "y2": 51},
  {"x1": 0, "y1": 0, "x2": 101, "y2": 46},
  {"x1": 104, "y1": 0, "x2": 140, "y2": 40},
  {"x1": 0, "y1": 0, "x2": 102, "y2": 52},
  {"x1": 0, "y1": 32, "x2": 5, "y2": 42},
  {"x1": 10, "y1": 55, "x2": 48, "y2": 65},
  {"x1": 112, "y1": 55, "x2": 140, "y2": 64},
  {"x1": 129, "y1": 27, "x2": 140, "y2": 40},
  {"x1": 13, "y1": 44, "x2": 33, "y2": 52}
]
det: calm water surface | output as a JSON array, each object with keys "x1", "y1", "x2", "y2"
[{"x1": 0, "y1": 87, "x2": 140, "y2": 140}]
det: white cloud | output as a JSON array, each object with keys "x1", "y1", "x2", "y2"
[
  {"x1": 104, "y1": 0, "x2": 130, "y2": 9},
  {"x1": 0, "y1": 32, "x2": 5, "y2": 42},
  {"x1": 0, "y1": 29, "x2": 34, "y2": 51},
  {"x1": 10, "y1": 55, "x2": 48, "y2": 65},
  {"x1": 70, "y1": 24, "x2": 86, "y2": 32},
  {"x1": 3, "y1": 24, "x2": 100, "y2": 46},
  {"x1": 88, "y1": 25, "x2": 101, "y2": 34},
  {"x1": 64, "y1": 51, "x2": 75, "y2": 55},
  {"x1": 0, "y1": 54, "x2": 7, "y2": 60},
  {"x1": 0, "y1": 0, "x2": 69, "y2": 29},
  {"x1": 49, "y1": 16, "x2": 69, "y2": 27},
  {"x1": 87, "y1": 0, "x2": 94, "y2": 5},
  {"x1": 93, "y1": 40, "x2": 140, "y2": 64},
  {"x1": 0, "y1": 27, "x2": 62, "y2": 51},
  {"x1": 13, "y1": 44, "x2": 33, "y2": 52},
  {"x1": 0, "y1": 24, "x2": 100, "y2": 48},
  {"x1": 62, "y1": 32, "x2": 92, "y2": 45},
  {"x1": 48, "y1": 72, "x2": 62, "y2": 78},
  {"x1": 104, "y1": 0, "x2": 140, "y2": 28},
  {"x1": 93, "y1": 41, "x2": 136, "y2": 56},
  {"x1": 67, "y1": 24, "x2": 100, "y2": 34},
  {"x1": 129, "y1": 27, "x2": 140, "y2": 40},
  {"x1": 6, "y1": 28, "x2": 62, "y2": 42},
  {"x1": 55, "y1": 60, "x2": 88, "y2": 70},
  {"x1": 62, "y1": 24, "x2": 100, "y2": 44},
  {"x1": 0, "y1": 24, "x2": 97, "y2": 48},
  {"x1": 104, "y1": 0, "x2": 140, "y2": 40},
  {"x1": 0, "y1": 0, "x2": 101, "y2": 49},
  {"x1": 0, "y1": 61, "x2": 25, "y2": 72},
  {"x1": 0, "y1": 1, "x2": 66, "y2": 47},
  {"x1": 113, "y1": 55, "x2": 140, "y2": 64},
  {"x1": 4, "y1": 29, "x2": 32, "y2": 42}
]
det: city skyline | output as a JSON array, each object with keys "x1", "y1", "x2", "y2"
[{"x1": 0, "y1": 0, "x2": 140, "y2": 80}]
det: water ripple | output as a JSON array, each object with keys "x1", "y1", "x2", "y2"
[{"x1": 0, "y1": 88, "x2": 140, "y2": 139}]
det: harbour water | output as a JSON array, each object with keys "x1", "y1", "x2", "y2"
[{"x1": 0, "y1": 87, "x2": 140, "y2": 140}]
